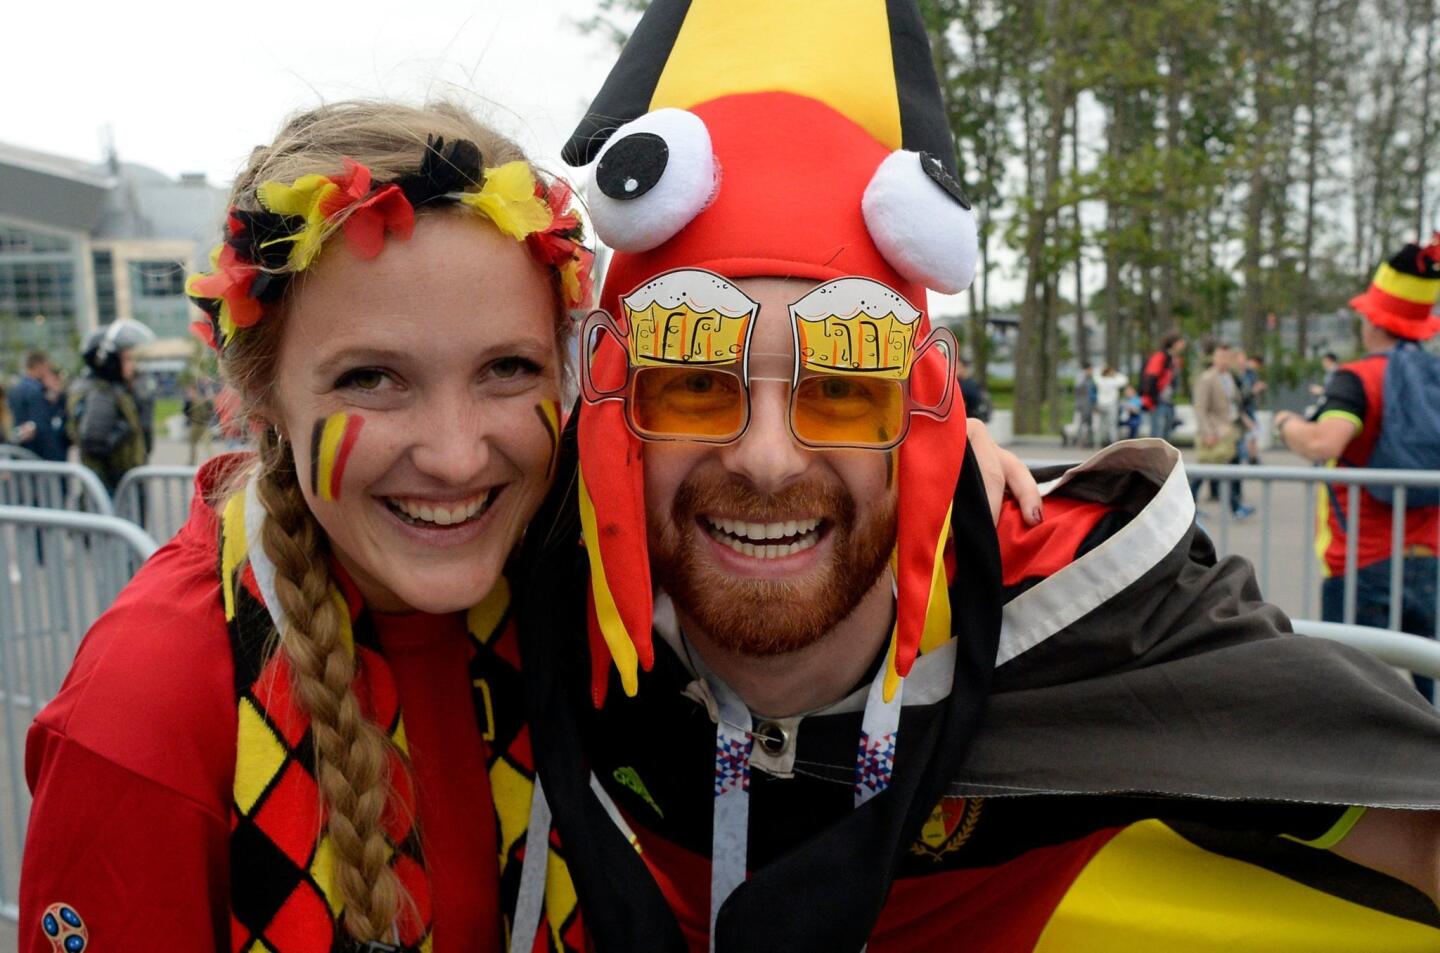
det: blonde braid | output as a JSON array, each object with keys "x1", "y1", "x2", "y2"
[{"x1": 254, "y1": 430, "x2": 403, "y2": 942}]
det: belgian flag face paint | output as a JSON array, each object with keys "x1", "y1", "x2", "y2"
[
  {"x1": 535, "y1": 399, "x2": 561, "y2": 481},
  {"x1": 309, "y1": 412, "x2": 365, "y2": 502}
]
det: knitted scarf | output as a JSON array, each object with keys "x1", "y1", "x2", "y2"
[{"x1": 218, "y1": 479, "x2": 583, "y2": 953}]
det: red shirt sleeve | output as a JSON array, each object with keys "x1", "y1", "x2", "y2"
[
  {"x1": 21, "y1": 724, "x2": 231, "y2": 952},
  {"x1": 20, "y1": 497, "x2": 236, "y2": 951}
]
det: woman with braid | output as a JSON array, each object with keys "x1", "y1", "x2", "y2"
[{"x1": 18, "y1": 101, "x2": 593, "y2": 953}]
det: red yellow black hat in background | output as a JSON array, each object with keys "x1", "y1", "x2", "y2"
[{"x1": 1350, "y1": 236, "x2": 1440, "y2": 341}]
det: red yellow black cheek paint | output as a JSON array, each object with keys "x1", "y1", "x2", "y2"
[
  {"x1": 535, "y1": 399, "x2": 561, "y2": 480},
  {"x1": 309, "y1": 412, "x2": 365, "y2": 502}
]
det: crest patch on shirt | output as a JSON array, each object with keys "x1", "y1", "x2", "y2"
[
  {"x1": 910, "y1": 796, "x2": 984, "y2": 862},
  {"x1": 40, "y1": 902, "x2": 88, "y2": 952}
]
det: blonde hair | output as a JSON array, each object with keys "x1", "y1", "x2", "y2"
[{"x1": 218, "y1": 100, "x2": 562, "y2": 942}]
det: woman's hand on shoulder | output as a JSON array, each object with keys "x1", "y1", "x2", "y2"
[{"x1": 968, "y1": 418, "x2": 1042, "y2": 527}]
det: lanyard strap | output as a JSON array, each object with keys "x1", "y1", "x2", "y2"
[{"x1": 695, "y1": 634, "x2": 904, "y2": 951}]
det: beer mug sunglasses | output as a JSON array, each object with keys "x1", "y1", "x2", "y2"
[{"x1": 580, "y1": 270, "x2": 957, "y2": 451}]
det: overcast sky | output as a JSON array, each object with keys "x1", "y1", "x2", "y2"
[
  {"x1": 3, "y1": 0, "x2": 623, "y2": 185},
  {"x1": 3, "y1": 0, "x2": 1014, "y2": 318}
]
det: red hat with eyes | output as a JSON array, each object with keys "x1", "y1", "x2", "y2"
[{"x1": 564, "y1": 0, "x2": 979, "y2": 705}]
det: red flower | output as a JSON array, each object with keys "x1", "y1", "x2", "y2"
[
  {"x1": 189, "y1": 319, "x2": 217, "y2": 351},
  {"x1": 340, "y1": 184, "x2": 415, "y2": 260},
  {"x1": 189, "y1": 241, "x2": 263, "y2": 328}
]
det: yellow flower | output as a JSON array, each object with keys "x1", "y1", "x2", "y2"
[
  {"x1": 459, "y1": 161, "x2": 552, "y2": 240},
  {"x1": 257, "y1": 174, "x2": 342, "y2": 271}
]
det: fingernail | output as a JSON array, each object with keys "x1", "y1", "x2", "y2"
[{"x1": 1029, "y1": 505, "x2": 1043, "y2": 523}]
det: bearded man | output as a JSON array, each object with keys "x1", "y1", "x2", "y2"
[{"x1": 515, "y1": 2, "x2": 1440, "y2": 951}]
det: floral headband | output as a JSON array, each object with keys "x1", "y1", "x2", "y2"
[{"x1": 186, "y1": 137, "x2": 594, "y2": 351}]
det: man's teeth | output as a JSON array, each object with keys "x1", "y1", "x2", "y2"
[
  {"x1": 390, "y1": 490, "x2": 493, "y2": 526},
  {"x1": 704, "y1": 516, "x2": 822, "y2": 558}
]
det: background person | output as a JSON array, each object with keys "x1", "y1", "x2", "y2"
[
  {"x1": 70, "y1": 320, "x2": 150, "y2": 494},
  {"x1": 1192, "y1": 340, "x2": 1252, "y2": 517},
  {"x1": 1071, "y1": 362, "x2": 1096, "y2": 447},
  {"x1": 955, "y1": 354, "x2": 990, "y2": 423},
  {"x1": 1093, "y1": 364, "x2": 1128, "y2": 445},
  {"x1": 8, "y1": 351, "x2": 67, "y2": 461},
  {"x1": 1140, "y1": 331, "x2": 1185, "y2": 439},
  {"x1": 1275, "y1": 238, "x2": 1440, "y2": 699},
  {"x1": 182, "y1": 380, "x2": 216, "y2": 465},
  {"x1": 1237, "y1": 350, "x2": 1266, "y2": 464}
]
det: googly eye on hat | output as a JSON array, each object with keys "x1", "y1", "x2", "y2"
[
  {"x1": 863, "y1": 149, "x2": 978, "y2": 294},
  {"x1": 587, "y1": 108, "x2": 718, "y2": 253}
]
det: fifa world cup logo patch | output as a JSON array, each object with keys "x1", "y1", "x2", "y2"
[{"x1": 40, "y1": 902, "x2": 88, "y2": 952}]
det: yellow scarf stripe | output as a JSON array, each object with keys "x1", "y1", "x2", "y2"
[
  {"x1": 577, "y1": 466, "x2": 641, "y2": 696},
  {"x1": 919, "y1": 506, "x2": 954, "y2": 655},
  {"x1": 881, "y1": 623, "x2": 903, "y2": 703},
  {"x1": 1373, "y1": 262, "x2": 1440, "y2": 305},
  {"x1": 468, "y1": 576, "x2": 512, "y2": 647},
  {"x1": 883, "y1": 503, "x2": 954, "y2": 703},
  {"x1": 220, "y1": 491, "x2": 248, "y2": 622}
]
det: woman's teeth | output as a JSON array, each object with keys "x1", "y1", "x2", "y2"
[
  {"x1": 387, "y1": 490, "x2": 494, "y2": 527},
  {"x1": 704, "y1": 516, "x2": 822, "y2": 559}
]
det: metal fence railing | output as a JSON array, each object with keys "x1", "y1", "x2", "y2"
[
  {"x1": 114, "y1": 465, "x2": 199, "y2": 544},
  {"x1": 0, "y1": 461, "x2": 113, "y2": 517},
  {"x1": 1184, "y1": 462, "x2": 1440, "y2": 637},
  {"x1": 0, "y1": 447, "x2": 40, "y2": 463},
  {"x1": 1293, "y1": 620, "x2": 1440, "y2": 680},
  {"x1": 0, "y1": 507, "x2": 158, "y2": 919}
]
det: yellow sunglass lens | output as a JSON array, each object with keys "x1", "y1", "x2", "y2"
[
  {"x1": 632, "y1": 366, "x2": 746, "y2": 438},
  {"x1": 792, "y1": 375, "x2": 903, "y2": 446}
]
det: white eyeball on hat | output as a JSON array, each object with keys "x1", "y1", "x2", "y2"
[
  {"x1": 862, "y1": 149, "x2": 979, "y2": 294},
  {"x1": 588, "y1": 108, "x2": 718, "y2": 254}
]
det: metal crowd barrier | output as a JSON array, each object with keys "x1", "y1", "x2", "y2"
[
  {"x1": 0, "y1": 507, "x2": 158, "y2": 920},
  {"x1": 0, "y1": 461, "x2": 113, "y2": 517},
  {"x1": 114, "y1": 465, "x2": 199, "y2": 544},
  {"x1": 0, "y1": 447, "x2": 40, "y2": 463},
  {"x1": 1293, "y1": 619, "x2": 1440, "y2": 680},
  {"x1": 1185, "y1": 462, "x2": 1440, "y2": 637}
]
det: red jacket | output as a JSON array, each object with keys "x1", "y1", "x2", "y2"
[
  {"x1": 1139, "y1": 350, "x2": 1178, "y2": 411},
  {"x1": 21, "y1": 463, "x2": 503, "y2": 952}
]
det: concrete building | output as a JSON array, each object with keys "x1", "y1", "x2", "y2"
[{"x1": 0, "y1": 140, "x2": 226, "y2": 368}]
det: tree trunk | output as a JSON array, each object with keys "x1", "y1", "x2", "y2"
[
  {"x1": 1015, "y1": 62, "x2": 1046, "y2": 434},
  {"x1": 1298, "y1": 0, "x2": 1323, "y2": 358},
  {"x1": 1419, "y1": 3, "x2": 1435, "y2": 237},
  {"x1": 1071, "y1": 101, "x2": 1089, "y2": 365}
]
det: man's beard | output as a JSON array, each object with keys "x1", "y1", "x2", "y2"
[{"x1": 650, "y1": 472, "x2": 896, "y2": 657}]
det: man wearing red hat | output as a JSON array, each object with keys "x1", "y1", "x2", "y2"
[
  {"x1": 1275, "y1": 239, "x2": 1440, "y2": 698},
  {"x1": 518, "y1": 3, "x2": 1440, "y2": 951}
]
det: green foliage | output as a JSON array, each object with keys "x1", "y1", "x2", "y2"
[{"x1": 587, "y1": 0, "x2": 1440, "y2": 426}]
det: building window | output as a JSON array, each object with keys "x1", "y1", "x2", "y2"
[
  {"x1": 93, "y1": 250, "x2": 116, "y2": 323},
  {"x1": 0, "y1": 224, "x2": 73, "y2": 255},
  {"x1": 130, "y1": 260, "x2": 186, "y2": 297}
]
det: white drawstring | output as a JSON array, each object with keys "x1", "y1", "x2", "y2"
[{"x1": 509, "y1": 779, "x2": 552, "y2": 953}]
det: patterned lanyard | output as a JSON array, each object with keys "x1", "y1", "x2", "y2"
[{"x1": 688, "y1": 633, "x2": 905, "y2": 951}]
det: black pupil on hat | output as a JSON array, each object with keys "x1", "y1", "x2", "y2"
[
  {"x1": 596, "y1": 132, "x2": 669, "y2": 201},
  {"x1": 920, "y1": 152, "x2": 972, "y2": 210}
]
